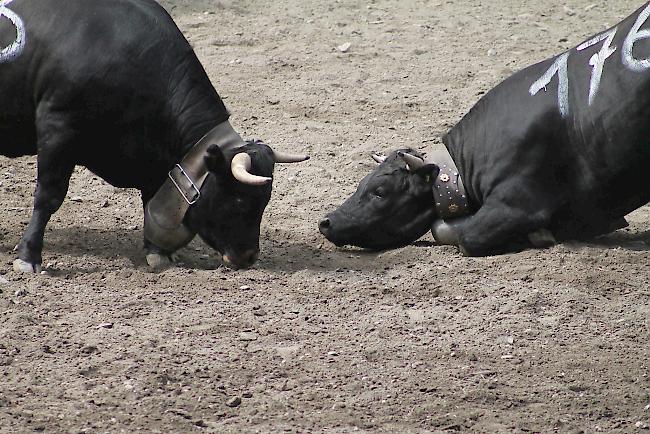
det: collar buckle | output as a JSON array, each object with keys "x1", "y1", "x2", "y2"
[{"x1": 168, "y1": 164, "x2": 201, "y2": 205}]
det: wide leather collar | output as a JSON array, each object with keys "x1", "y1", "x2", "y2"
[
  {"x1": 428, "y1": 148, "x2": 471, "y2": 220},
  {"x1": 143, "y1": 120, "x2": 246, "y2": 253}
]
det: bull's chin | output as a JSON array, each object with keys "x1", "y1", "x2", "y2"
[{"x1": 347, "y1": 226, "x2": 434, "y2": 250}]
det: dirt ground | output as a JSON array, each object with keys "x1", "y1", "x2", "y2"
[{"x1": 1, "y1": 0, "x2": 649, "y2": 432}]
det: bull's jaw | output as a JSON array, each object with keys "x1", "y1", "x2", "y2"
[{"x1": 321, "y1": 205, "x2": 438, "y2": 250}]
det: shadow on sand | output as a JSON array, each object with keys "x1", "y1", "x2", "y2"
[
  {"x1": 1, "y1": 226, "x2": 383, "y2": 274},
  {"x1": 2, "y1": 226, "x2": 646, "y2": 275}
]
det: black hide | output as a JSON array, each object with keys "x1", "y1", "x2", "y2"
[
  {"x1": 0, "y1": 0, "x2": 275, "y2": 268},
  {"x1": 322, "y1": 2, "x2": 650, "y2": 255}
]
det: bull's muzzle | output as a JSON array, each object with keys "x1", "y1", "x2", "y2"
[
  {"x1": 318, "y1": 216, "x2": 346, "y2": 247},
  {"x1": 222, "y1": 248, "x2": 259, "y2": 269}
]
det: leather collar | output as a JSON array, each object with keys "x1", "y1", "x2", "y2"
[
  {"x1": 428, "y1": 148, "x2": 471, "y2": 220},
  {"x1": 143, "y1": 120, "x2": 246, "y2": 253}
]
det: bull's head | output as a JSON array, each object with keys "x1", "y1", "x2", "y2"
[
  {"x1": 184, "y1": 140, "x2": 307, "y2": 269},
  {"x1": 319, "y1": 149, "x2": 439, "y2": 250}
]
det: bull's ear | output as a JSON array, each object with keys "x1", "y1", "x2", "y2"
[
  {"x1": 204, "y1": 144, "x2": 226, "y2": 172},
  {"x1": 415, "y1": 163, "x2": 440, "y2": 183}
]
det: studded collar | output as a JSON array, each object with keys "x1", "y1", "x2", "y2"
[{"x1": 427, "y1": 148, "x2": 471, "y2": 220}]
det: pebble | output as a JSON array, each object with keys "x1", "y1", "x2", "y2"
[
  {"x1": 0, "y1": 275, "x2": 9, "y2": 285},
  {"x1": 564, "y1": 6, "x2": 576, "y2": 16},
  {"x1": 14, "y1": 288, "x2": 27, "y2": 297},
  {"x1": 276, "y1": 345, "x2": 301, "y2": 361},
  {"x1": 246, "y1": 344, "x2": 263, "y2": 354},
  {"x1": 226, "y1": 396, "x2": 241, "y2": 407},
  {"x1": 239, "y1": 285, "x2": 251, "y2": 291},
  {"x1": 636, "y1": 421, "x2": 649, "y2": 429},
  {"x1": 242, "y1": 392, "x2": 253, "y2": 399},
  {"x1": 239, "y1": 332, "x2": 258, "y2": 341},
  {"x1": 70, "y1": 196, "x2": 83, "y2": 202},
  {"x1": 337, "y1": 42, "x2": 351, "y2": 53},
  {"x1": 96, "y1": 322, "x2": 114, "y2": 329}
]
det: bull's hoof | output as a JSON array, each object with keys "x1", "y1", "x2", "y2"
[
  {"x1": 458, "y1": 243, "x2": 470, "y2": 257},
  {"x1": 528, "y1": 229, "x2": 557, "y2": 248},
  {"x1": 146, "y1": 253, "x2": 173, "y2": 270},
  {"x1": 13, "y1": 258, "x2": 42, "y2": 274}
]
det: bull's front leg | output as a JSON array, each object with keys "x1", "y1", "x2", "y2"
[
  {"x1": 143, "y1": 238, "x2": 176, "y2": 270},
  {"x1": 141, "y1": 194, "x2": 176, "y2": 270},
  {"x1": 14, "y1": 119, "x2": 75, "y2": 273},
  {"x1": 456, "y1": 199, "x2": 553, "y2": 256}
]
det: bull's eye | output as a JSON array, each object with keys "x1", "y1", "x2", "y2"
[{"x1": 373, "y1": 187, "x2": 386, "y2": 198}]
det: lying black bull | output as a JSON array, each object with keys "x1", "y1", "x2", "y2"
[
  {"x1": 0, "y1": 0, "x2": 307, "y2": 272},
  {"x1": 321, "y1": 2, "x2": 650, "y2": 255}
]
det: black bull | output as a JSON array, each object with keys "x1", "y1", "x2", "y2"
[
  {"x1": 321, "y1": 2, "x2": 650, "y2": 256},
  {"x1": 0, "y1": 0, "x2": 307, "y2": 272}
]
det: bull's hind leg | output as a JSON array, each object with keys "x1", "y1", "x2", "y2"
[
  {"x1": 456, "y1": 198, "x2": 553, "y2": 257},
  {"x1": 14, "y1": 113, "x2": 76, "y2": 273}
]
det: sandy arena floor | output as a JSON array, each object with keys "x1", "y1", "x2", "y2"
[{"x1": 1, "y1": 0, "x2": 648, "y2": 432}]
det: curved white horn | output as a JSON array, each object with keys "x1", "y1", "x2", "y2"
[
  {"x1": 273, "y1": 149, "x2": 309, "y2": 163},
  {"x1": 372, "y1": 154, "x2": 386, "y2": 164},
  {"x1": 231, "y1": 152, "x2": 272, "y2": 185},
  {"x1": 398, "y1": 151, "x2": 425, "y2": 171}
]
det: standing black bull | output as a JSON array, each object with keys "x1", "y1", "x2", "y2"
[
  {"x1": 320, "y1": 2, "x2": 650, "y2": 256},
  {"x1": 0, "y1": 0, "x2": 308, "y2": 272}
]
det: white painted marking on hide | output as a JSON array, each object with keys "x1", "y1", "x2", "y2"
[
  {"x1": 0, "y1": 0, "x2": 25, "y2": 63},
  {"x1": 529, "y1": 52, "x2": 570, "y2": 117},
  {"x1": 577, "y1": 28, "x2": 617, "y2": 106},
  {"x1": 623, "y1": 3, "x2": 650, "y2": 72}
]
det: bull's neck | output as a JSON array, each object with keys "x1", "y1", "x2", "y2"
[
  {"x1": 167, "y1": 49, "x2": 232, "y2": 161},
  {"x1": 143, "y1": 120, "x2": 247, "y2": 252},
  {"x1": 441, "y1": 129, "x2": 478, "y2": 209}
]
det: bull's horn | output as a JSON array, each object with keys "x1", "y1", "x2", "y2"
[
  {"x1": 372, "y1": 154, "x2": 386, "y2": 164},
  {"x1": 273, "y1": 149, "x2": 309, "y2": 163},
  {"x1": 231, "y1": 152, "x2": 272, "y2": 185},
  {"x1": 398, "y1": 151, "x2": 425, "y2": 171}
]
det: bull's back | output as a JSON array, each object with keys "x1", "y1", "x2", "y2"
[
  {"x1": 0, "y1": 0, "x2": 197, "y2": 159},
  {"x1": 448, "y1": 2, "x2": 650, "y2": 220}
]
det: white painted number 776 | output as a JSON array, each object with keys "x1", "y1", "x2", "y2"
[
  {"x1": 0, "y1": 0, "x2": 26, "y2": 63},
  {"x1": 529, "y1": 3, "x2": 650, "y2": 117}
]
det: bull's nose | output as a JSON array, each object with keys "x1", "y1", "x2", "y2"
[
  {"x1": 222, "y1": 249, "x2": 259, "y2": 269},
  {"x1": 318, "y1": 217, "x2": 331, "y2": 235}
]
